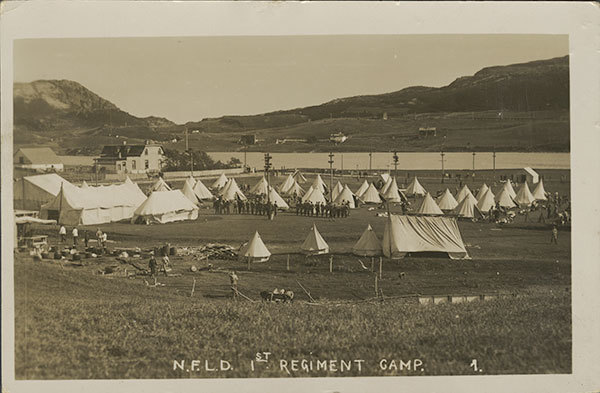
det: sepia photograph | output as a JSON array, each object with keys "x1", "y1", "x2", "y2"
[{"x1": 1, "y1": 2, "x2": 599, "y2": 393}]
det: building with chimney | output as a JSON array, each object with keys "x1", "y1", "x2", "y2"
[{"x1": 96, "y1": 141, "x2": 165, "y2": 174}]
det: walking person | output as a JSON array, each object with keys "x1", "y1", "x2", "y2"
[
  {"x1": 83, "y1": 230, "x2": 90, "y2": 248},
  {"x1": 550, "y1": 225, "x2": 558, "y2": 244},
  {"x1": 229, "y1": 271, "x2": 239, "y2": 300},
  {"x1": 72, "y1": 226, "x2": 79, "y2": 246},
  {"x1": 148, "y1": 252, "x2": 158, "y2": 286},
  {"x1": 59, "y1": 225, "x2": 67, "y2": 243}
]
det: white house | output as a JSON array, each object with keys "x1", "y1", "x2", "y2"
[
  {"x1": 96, "y1": 141, "x2": 165, "y2": 174},
  {"x1": 14, "y1": 147, "x2": 64, "y2": 172}
]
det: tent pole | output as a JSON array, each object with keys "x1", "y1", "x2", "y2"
[
  {"x1": 374, "y1": 274, "x2": 378, "y2": 297},
  {"x1": 247, "y1": 257, "x2": 250, "y2": 271},
  {"x1": 371, "y1": 257, "x2": 374, "y2": 272},
  {"x1": 379, "y1": 257, "x2": 382, "y2": 280},
  {"x1": 329, "y1": 255, "x2": 333, "y2": 273},
  {"x1": 287, "y1": 254, "x2": 290, "y2": 271}
]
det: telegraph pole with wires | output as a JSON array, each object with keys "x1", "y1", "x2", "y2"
[
  {"x1": 393, "y1": 151, "x2": 399, "y2": 179},
  {"x1": 441, "y1": 149, "x2": 446, "y2": 184},
  {"x1": 264, "y1": 153, "x2": 273, "y2": 220},
  {"x1": 328, "y1": 152, "x2": 335, "y2": 201}
]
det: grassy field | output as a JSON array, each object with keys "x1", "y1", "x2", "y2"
[{"x1": 13, "y1": 171, "x2": 571, "y2": 379}]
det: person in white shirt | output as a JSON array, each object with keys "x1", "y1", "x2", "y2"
[
  {"x1": 59, "y1": 226, "x2": 67, "y2": 243},
  {"x1": 72, "y1": 227, "x2": 79, "y2": 245}
]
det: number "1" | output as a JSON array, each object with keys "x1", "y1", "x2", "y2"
[{"x1": 470, "y1": 359, "x2": 482, "y2": 372}]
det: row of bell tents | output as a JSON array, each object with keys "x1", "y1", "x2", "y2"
[{"x1": 240, "y1": 215, "x2": 469, "y2": 263}]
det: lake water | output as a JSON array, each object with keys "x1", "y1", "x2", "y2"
[{"x1": 209, "y1": 152, "x2": 570, "y2": 171}]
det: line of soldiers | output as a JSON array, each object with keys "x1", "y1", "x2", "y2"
[
  {"x1": 294, "y1": 201, "x2": 351, "y2": 218},
  {"x1": 213, "y1": 196, "x2": 279, "y2": 217}
]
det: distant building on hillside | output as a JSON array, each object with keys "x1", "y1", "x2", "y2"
[
  {"x1": 418, "y1": 127, "x2": 437, "y2": 138},
  {"x1": 95, "y1": 141, "x2": 165, "y2": 174},
  {"x1": 240, "y1": 135, "x2": 257, "y2": 145},
  {"x1": 329, "y1": 132, "x2": 348, "y2": 144},
  {"x1": 14, "y1": 147, "x2": 64, "y2": 172}
]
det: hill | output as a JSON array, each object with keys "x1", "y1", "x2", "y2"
[{"x1": 13, "y1": 56, "x2": 570, "y2": 153}]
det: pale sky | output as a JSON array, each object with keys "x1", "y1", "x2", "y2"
[{"x1": 14, "y1": 35, "x2": 568, "y2": 124}]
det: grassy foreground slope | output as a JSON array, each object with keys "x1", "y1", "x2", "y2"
[{"x1": 15, "y1": 259, "x2": 570, "y2": 379}]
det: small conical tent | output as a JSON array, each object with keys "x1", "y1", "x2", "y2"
[
  {"x1": 267, "y1": 186, "x2": 290, "y2": 209},
  {"x1": 278, "y1": 174, "x2": 295, "y2": 194},
  {"x1": 302, "y1": 186, "x2": 327, "y2": 205},
  {"x1": 380, "y1": 177, "x2": 393, "y2": 194},
  {"x1": 301, "y1": 185, "x2": 315, "y2": 203},
  {"x1": 380, "y1": 173, "x2": 391, "y2": 184},
  {"x1": 331, "y1": 181, "x2": 344, "y2": 201},
  {"x1": 333, "y1": 185, "x2": 356, "y2": 208},
  {"x1": 476, "y1": 183, "x2": 489, "y2": 202},
  {"x1": 532, "y1": 179, "x2": 547, "y2": 201},
  {"x1": 311, "y1": 174, "x2": 327, "y2": 194},
  {"x1": 249, "y1": 176, "x2": 269, "y2": 195},
  {"x1": 496, "y1": 188, "x2": 517, "y2": 209},
  {"x1": 477, "y1": 188, "x2": 496, "y2": 212},
  {"x1": 352, "y1": 224, "x2": 382, "y2": 256},
  {"x1": 382, "y1": 215, "x2": 469, "y2": 259},
  {"x1": 151, "y1": 177, "x2": 171, "y2": 192},
  {"x1": 80, "y1": 180, "x2": 89, "y2": 189},
  {"x1": 301, "y1": 224, "x2": 329, "y2": 255},
  {"x1": 284, "y1": 180, "x2": 305, "y2": 197},
  {"x1": 405, "y1": 176, "x2": 426, "y2": 196},
  {"x1": 355, "y1": 180, "x2": 369, "y2": 198},
  {"x1": 452, "y1": 194, "x2": 483, "y2": 219},
  {"x1": 184, "y1": 175, "x2": 196, "y2": 190},
  {"x1": 437, "y1": 189, "x2": 459, "y2": 211},
  {"x1": 360, "y1": 183, "x2": 382, "y2": 204},
  {"x1": 514, "y1": 182, "x2": 535, "y2": 207},
  {"x1": 456, "y1": 184, "x2": 473, "y2": 203},
  {"x1": 182, "y1": 180, "x2": 200, "y2": 205},
  {"x1": 132, "y1": 190, "x2": 198, "y2": 224},
  {"x1": 239, "y1": 231, "x2": 271, "y2": 263},
  {"x1": 416, "y1": 193, "x2": 444, "y2": 215},
  {"x1": 192, "y1": 179, "x2": 213, "y2": 200},
  {"x1": 292, "y1": 170, "x2": 307, "y2": 184},
  {"x1": 211, "y1": 173, "x2": 228, "y2": 190},
  {"x1": 382, "y1": 178, "x2": 404, "y2": 203},
  {"x1": 219, "y1": 178, "x2": 247, "y2": 201},
  {"x1": 502, "y1": 181, "x2": 517, "y2": 199}
]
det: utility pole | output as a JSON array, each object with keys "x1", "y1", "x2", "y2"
[
  {"x1": 328, "y1": 152, "x2": 335, "y2": 201},
  {"x1": 243, "y1": 146, "x2": 247, "y2": 171},
  {"x1": 264, "y1": 153, "x2": 272, "y2": 220},
  {"x1": 185, "y1": 127, "x2": 189, "y2": 151},
  {"x1": 368, "y1": 151, "x2": 372, "y2": 172},
  {"x1": 441, "y1": 150, "x2": 446, "y2": 184},
  {"x1": 341, "y1": 153, "x2": 344, "y2": 177},
  {"x1": 393, "y1": 151, "x2": 399, "y2": 179},
  {"x1": 472, "y1": 151, "x2": 476, "y2": 171},
  {"x1": 492, "y1": 147, "x2": 496, "y2": 180}
]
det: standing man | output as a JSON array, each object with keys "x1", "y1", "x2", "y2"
[
  {"x1": 148, "y1": 251, "x2": 158, "y2": 286},
  {"x1": 551, "y1": 225, "x2": 558, "y2": 244},
  {"x1": 72, "y1": 226, "x2": 79, "y2": 246},
  {"x1": 95, "y1": 228, "x2": 103, "y2": 247},
  {"x1": 59, "y1": 225, "x2": 67, "y2": 243},
  {"x1": 229, "y1": 271, "x2": 239, "y2": 300},
  {"x1": 83, "y1": 230, "x2": 90, "y2": 248}
]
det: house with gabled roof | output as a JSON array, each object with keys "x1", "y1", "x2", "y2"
[
  {"x1": 96, "y1": 141, "x2": 165, "y2": 174},
  {"x1": 14, "y1": 147, "x2": 64, "y2": 172}
]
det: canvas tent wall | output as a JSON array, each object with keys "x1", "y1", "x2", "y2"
[
  {"x1": 382, "y1": 215, "x2": 469, "y2": 259},
  {"x1": 415, "y1": 193, "x2": 444, "y2": 216},
  {"x1": 182, "y1": 181, "x2": 200, "y2": 205},
  {"x1": 360, "y1": 183, "x2": 382, "y2": 204},
  {"x1": 436, "y1": 189, "x2": 458, "y2": 211},
  {"x1": 249, "y1": 177, "x2": 269, "y2": 195},
  {"x1": 475, "y1": 183, "x2": 489, "y2": 201},
  {"x1": 477, "y1": 189, "x2": 496, "y2": 212},
  {"x1": 239, "y1": 231, "x2": 271, "y2": 263},
  {"x1": 302, "y1": 187, "x2": 327, "y2": 205},
  {"x1": 355, "y1": 180, "x2": 369, "y2": 198},
  {"x1": 514, "y1": 182, "x2": 535, "y2": 207},
  {"x1": 284, "y1": 180, "x2": 305, "y2": 198},
  {"x1": 502, "y1": 181, "x2": 517, "y2": 199},
  {"x1": 333, "y1": 185, "x2": 356, "y2": 208},
  {"x1": 292, "y1": 170, "x2": 307, "y2": 184},
  {"x1": 301, "y1": 224, "x2": 329, "y2": 255},
  {"x1": 331, "y1": 181, "x2": 344, "y2": 201},
  {"x1": 311, "y1": 174, "x2": 327, "y2": 195},
  {"x1": 452, "y1": 194, "x2": 483, "y2": 219},
  {"x1": 151, "y1": 177, "x2": 172, "y2": 192},
  {"x1": 301, "y1": 185, "x2": 315, "y2": 203},
  {"x1": 278, "y1": 174, "x2": 295, "y2": 194},
  {"x1": 267, "y1": 187, "x2": 290, "y2": 209},
  {"x1": 211, "y1": 173, "x2": 229, "y2": 190},
  {"x1": 14, "y1": 173, "x2": 75, "y2": 210},
  {"x1": 352, "y1": 224, "x2": 382, "y2": 256},
  {"x1": 219, "y1": 178, "x2": 247, "y2": 201},
  {"x1": 456, "y1": 185, "x2": 474, "y2": 204},
  {"x1": 132, "y1": 190, "x2": 198, "y2": 224},
  {"x1": 41, "y1": 181, "x2": 147, "y2": 225},
  {"x1": 405, "y1": 176, "x2": 426, "y2": 196},
  {"x1": 382, "y1": 178, "x2": 404, "y2": 203},
  {"x1": 192, "y1": 179, "x2": 214, "y2": 200},
  {"x1": 496, "y1": 188, "x2": 517, "y2": 208},
  {"x1": 532, "y1": 179, "x2": 547, "y2": 201},
  {"x1": 380, "y1": 177, "x2": 393, "y2": 195}
]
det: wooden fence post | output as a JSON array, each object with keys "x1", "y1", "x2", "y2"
[
  {"x1": 374, "y1": 274, "x2": 378, "y2": 297},
  {"x1": 329, "y1": 256, "x2": 333, "y2": 273}
]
